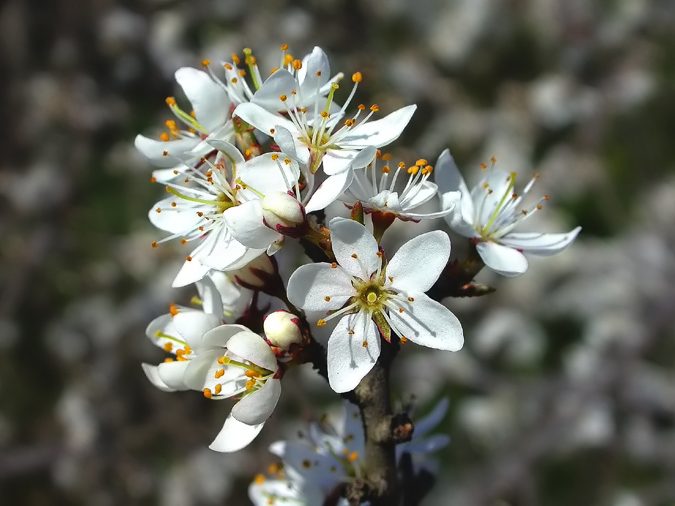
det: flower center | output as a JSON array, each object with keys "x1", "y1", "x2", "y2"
[{"x1": 353, "y1": 280, "x2": 389, "y2": 314}]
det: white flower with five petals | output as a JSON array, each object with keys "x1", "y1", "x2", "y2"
[
  {"x1": 143, "y1": 306, "x2": 282, "y2": 453},
  {"x1": 434, "y1": 150, "x2": 581, "y2": 277},
  {"x1": 149, "y1": 140, "x2": 299, "y2": 286},
  {"x1": 287, "y1": 218, "x2": 463, "y2": 393},
  {"x1": 234, "y1": 70, "x2": 416, "y2": 176},
  {"x1": 134, "y1": 67, "x2": 234, "y2": 182}
]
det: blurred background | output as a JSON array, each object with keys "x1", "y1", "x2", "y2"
[{"x1": 1, "y1": 0, "x2": 675, "y2": 504}]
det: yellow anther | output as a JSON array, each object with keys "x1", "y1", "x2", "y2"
[
  {"x1": 159, "y1": 132, "x2": 170, "y2": 142},
  {"x1": 169, "y1": 303, "x2": 179, "y2": 316},
  {"x1": 351, "y1": 253, "x2": 358, "y2": 258},
  {"x1": 382, "y1": 165, "x2": 391, "y2": 174},
  {"x1": 284, "y1": 54, "x2": 293, "y2": 65},
  {"x1": 320, "y1": 111, "x2": 329, "y2": 118},
  {"x1": 165, "y1": 96, "x2": 176, "y2": 106},
  {"x1": 407, "y1": 296, "x2": 415, "y2": 302},
  {"x1": 214, "y1": 368, "x2": 225, "y2": 379},
  {"x1": 268, "y1": 463, "x2": 282, "y2": 475},
  {"x1": 214, "y1": 384, "x2": 222, "y2": 395},
  {"x1": 400, "y1": 336, "x2": 408, "y2": 344},
  {"x1": 238, "y1": 69, "x2": 247, "y2": 77},
  {"x1": 358, "y1": 104, "x2": 366, "y2": 111},
  {"x1": 151, "y1": 240, "x2": 158, "y2": 248},
  {"x1": 352, "y1": 71, "x2": 363, "y2": 83},
  {"x1": 362, "y1": 340, "x2": 368, "y2": 348},
  {"x1": 244, "y1": 369, "x2": 261, "y2": 378},
  {"x1": 381, "y1": 153, "x2": 392, "y2": 161},
  {"x1": 254, "y1": 473, "x2": 266, "y2": 485},
  {"x1": 415, "y1": 159, "x2": 428, "y2": 167},
  {"x1": 398, "y1": 161, "x2": 406, "y2": 169},
  {"x1": 292, "y1": 59, "x2": 302, "y2": 70},
  {"x1": 280, "y1": 43, "x2": 289, "y2": 51},
  {"x1": 201, "y1": 59, "x2": 210, "y2": 67},
  {"x1": 231, "y1": 53, "x2": 240, "y2": 65},
  {"x1": 422, "y1": 165, "x2": 433, "y2": 175},
  {"x1": 186, "y1": 255, "x2": 193, "y2": 261},
  {"x1": 317, "y1": 319, "x2": 327, "y2": 327},
  {"x1": 245, "y1": 379, "x2": 256, "y2": 390},
  {"x1": 217, "y1": 355, "x2": 230, "y2": 365},
  {"x1": 480, "y1": 162, "x2": 488, "y2": 170},
  {"x1": 324, "y1": 296, "x2": 331, "y2": 302},
  {"x1": 279, "y1": 94, "x2": 287, "y2": 102},
  {"x1": 163, "y1": 342, "x2": 173, "y2": 352},
  {"x1": 407, "y1": 166, "x2": 420, "y2": 175},
  {"x1": 283, "y1": 158, "x2": 291, "y2": 165},
  {"x1": 347, "y1": 451, "x2": 359, "y2": 463},
  {"x1": 230, "y1": 77, "x2": 239, "y2": 84},
  {"x1": 224, "y1": 63, "x2": 233, "y2": 70},
  {"x1": 330, "y1": 262, "x2": 338, "y2": 269},
  {"x1": 271, "y1": 153, "x2": 279, "y2": 160},
  {"x1": 370, "y1": 104, "x2": 380, "y2": 112},
  {"x1": 344, "y1": 118, "x2": 355, "y2": 127},
  {"x1": 165, "y1": 119, "x2": 178, "y2": 130},
  {"x1": 203, "y1": 388, "x2": 212, "y2": 399},
  {"x1": 163, "y1": 357, "x2": 174, "y2": 363}
]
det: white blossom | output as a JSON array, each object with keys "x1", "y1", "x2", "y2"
[
  {"x1": 435, "y1": 149, "x2": 581, "y2": 277},
  {"x1": 287, "y1": 218, "x2": 463, "y2": 393},
  {"x1": 149, "y1": 140, "x2": 299, "y2": 286}
]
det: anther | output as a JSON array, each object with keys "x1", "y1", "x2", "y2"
[
  {"x1": 254, "y1": 474, "x2": 266, "y2": 485},
  {"x1": 415, "y1": 159, "x2": 428, "y2": 166},
  {"x1": 370, "y1": 104, "x2": 380, "y2": 112},
  {"x1": 330, "y1": 262, "x2": 338, "y2": 269},
  {"x1": 214, "y1": 384, "x2": 222, "y2": 395},
  {"x1": 214, "y1": 368, "x2": 225, "y2": 379},
  {"x1": 351, "y1": 253, "x2": 358, "y2": 258},
  {"x1": 165, "y1": 96, "x2": 176, "y2": 106},
  {"x1": 324, "y1": 296, "x2": 331, "y2": 302},
  {"x1": 159, "y1": 132, "x2": 170, "y2": 142},
  {"x1": 280, "y1": 43, "x2": 289, "y2": 51},
  {"x1": 163, "y1": 342, "x2": 173, "y2": 352},
  {"x1": 186, "y1": 255, "x2": 193, "y2": 261},
  {"x1": 317, "y1": 319, "x2": 327, "y2": 327},
  {"x1": 151, "y1": 241, "x2": 158, "y2": 248},
  {"x1": 203, "y1": 388, "x2": 212, "y2": 399},
  {"x1": 352, "y1": 71, "x2": 363, "y2": 83},
  {"x1": 201, "y1": 59, "x2": 210, "y2": 67},
  {"x1": 292, "y1": 59, "x2": 302, "y2": 70}
]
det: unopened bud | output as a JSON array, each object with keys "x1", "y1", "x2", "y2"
[
  {"x1": 262, "y1": 192, "x2": 307, "y2": 238},
  {"x1": 263, "y1": 311, "x2": 304, "y2": 350},
  {"x1": 232, "y1": 254, "x2": 276, "y2": 289}
]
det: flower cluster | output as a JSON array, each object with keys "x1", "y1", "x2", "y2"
[{"x1": 135, "y1": 44, "x2": 580, "y2": 501}]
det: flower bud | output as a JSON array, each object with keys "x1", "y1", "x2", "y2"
[
  {"x1": 262, "y1": 192, "x2": 307, "y2": 238},
  {"x1": 263, "y1": 310, "x2": 304, "y2": 350},
  {"x1": 232, "y1": 254, "x2": 276, "y2": 289}
]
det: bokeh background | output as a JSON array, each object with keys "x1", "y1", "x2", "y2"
[{"x1": 2, "y1": 0, "x2": 675, "y2": 504}]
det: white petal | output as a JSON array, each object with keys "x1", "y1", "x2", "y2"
[
  {"x1": 141, "y1": 363, "x2": 176, "y2": 392},
  {"x1": 338, "y1": 105, "x2": 416, "y2": 149},
  {"x1": 148, "y1": 197, "x2": 205, "y2": 234},
  {"x1": 238, "y1": 153, "x2": 299, "y2": 197},
  {"x1": 134, "y1": 134, "x2": 201, "y2": 168},
  {"x1": 207, "y1": 139, "x2": 246, "y2": 166},
  {"x1": 196, "y1": 276, "x2": 224, "y2": 317},
  {"x1": 329, "y1": 217, "x2": 381, "y2": 279},
  {"x1": 201, "y1": 324, "x2": 251, "y2": 348},
  {"x1": 231, "y1": 378, "x2": 281, "y2": 425},
  {"x1": 269, "y1": 441, "x2": 343, "y2": 492},
  {"x1": 434, "y1": 149, "x2": 475, "y2": 228},
  {"x1": 387, "y1": 231, "x2": 450, "y2": 293},
  {"x1": 223, "y1": 201, "x2": 280, "y2": 249},
  {"x1": 298, "y1": 47, "x2": 330, "y2": 98},
  {"x1": 173, "y1": 311, "x2": 221, "y2": 348},
  {"x1": 145, "y1": 313, "x2": 178, "y2": 348},
  {"x1": 322, "y1": 149, "x2": 360, "y2": 175},
  {"x1": 233, "y1": 103, "x2": 296, "y2": 138},
  {"x1": 209, "y1": 414, "x2": 264, "y2": 453},
  {"x1": 304, "y1": 171, "x2": 353, "y2": 213},
  {"x1": 500, "y1": 227, "x2": 581, "y2": 256},
  {"x1": 157, "y1": 360, "x2": 190, "y2": 390},
  {"x1": 172, "y1": 257, "x2": 211, "y2": 287},
  {"x1": 287, "y1": 263, "x2": 354, "y2": 312},
  {"x1": 327, "y1": 312, "x2": 381, "y2": 393},
  {"x1": 182, "y1": 350, "x2": 220, "y2": 391},
  {"x1": 476, "y1": 241, "x2": 528, "y2": 277},
  {"x1": 225, "y1": 331, "x2": 277, "y2": 372},
  {"x1": 387, "y1": 292, "x2": 463, "y2": 351},
  {"x1": 251, "y1": 69, "x2": 296, "y2": 111},
  {"x1": 175, "y1": 67, "x2": 229, "y2": 132}
]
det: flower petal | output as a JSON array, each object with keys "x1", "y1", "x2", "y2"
[
  {"x1": 298, "y1": 47, "x2": 330, "y2": 98},
  {"x1": 327, "y1": 312, "x2": 381, "y2": 393},
  {"x1": 251, "y1": 69, "x2": 296, "y2": 111},
  {"x1": 476, "y1": 241, "x2": 528, "y2": 277},
  {"x1": 238, "y1": 153, "x2": 299, "y2": 197},
  {"x1": 322, "y1": 149, "x2": 360, "y2": 175},
  {"x1": 173, "y1": 311, "x2": 221, "y2": 348},
  {"x1": 223, "y1": 201, "x2": 281, "y2": 249},
  {"x1": 201, "y1": 324, "x2": 251, "y2": 348},
  {"x1": 156, "y1": 360, "x2": 190, "y2": 390},
  {"x1": 209, "y1": 413, "x2": 264, "y2": 453},
  {"x1": 338, "y1": 105, "x2": 416, "y2": 149},
  {"x1": 387, "y1": 231, "x2": 450, "y2": 293},
  {"x1": 387, "y1": 292, "x2": 463, "y2": 351},
  {"x1": 233, "y1": 103, "x2": 296, "y2": 138},
  {"x1": 304, "y1": 170, "x2": 353, "y2": 213},
  {"x1": 207, "y1": 139, "x2": 246, "y2": 166},
  {"x1": 287, "y1": 263, "x2": 354, "y2": 312},
  {"x1": 134, "y1": 134, "x2": 201, "y2": 168},
  {"x1": 175, "y1": 67, "x2": 229, "y2": 132},
  {"x1": 329, "y1": 217, "x2": 381, "y2": 279},
  {"x1": 225, "y1": 331, "x2": 277, "y2": 372},
  {"x1": 231, "y1": 378, "x2": 281, "y2": 425},
  {"x1": 434, "y1": 149, "x2": 475, "y2": 231},
  {"x1": 141, "y1": 363, "x2": 176, "y2": 392},
  {"x1": 500, "y1": 227, "x2": 581, "y2": 256},
  {"x1": 148, "y1": 197, "x2": 205, "y2": 235},
  {"x1": 172, "y1": 257, "x2": 211, "y2": 287},
  {"x1": 145, "y1": 313, "x2": 180, "y2": 349},
  {"x1": 195, "y1": 276, "x2": 223, "y2": 317}
]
